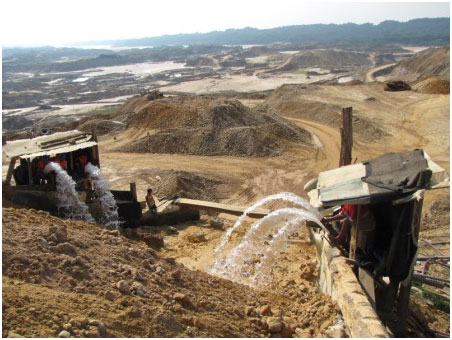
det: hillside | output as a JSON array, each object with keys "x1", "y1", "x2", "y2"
[
  {"x1": 387, "y1": 47, "x2": 450, "y2": 81},
  {"x1": 107, "y1": 18, "x2": 450, "y2": 47},
  {"x1": 114, "y1": 95, "x2": 314, "y2": 157},
  {"x1": 2, "y1": 207, "x2": 337, "y2": 338}
]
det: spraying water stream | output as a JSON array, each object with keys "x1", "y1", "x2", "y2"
[
  {"x1": 209, "y1": 193, "x2": 324, "y2": 286},
  {"x1": 44, "y1": 162, "x2": 94, "y2": 222},
  {"x1": 84, "y1": 163, "x2": 120, "y2": 229}
]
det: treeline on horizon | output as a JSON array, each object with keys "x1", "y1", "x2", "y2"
[{"x1": 110, "y1": 18, "x2": 450, "y2": 47}]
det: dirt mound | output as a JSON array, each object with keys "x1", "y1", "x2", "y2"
[
  {"x1": 272, "y1": 49, "x2": 371, "y2": 72},
  {"x1": 414, "y1": 77, "x2": 450, "y2": 94},
  {"x1": 265, "y1": 84, "x2": 387, "y2": 142},
  {"x1": 389, "y1": 47, "x2": 450, "y2": 81},
  {"x1": 2, "y1": 207, "x2": 338, "y2": 338},
  {"x1": 152, "y1": 170, "x2": 233, "y2": 201},
  {"x1": 185, "y1": 56, "x2": 217, "y2": 67},
  {"x1": 422, "y1": 193, "x2": 450, "y2": 231},
  {"x1": 116, "y1": 96, "x2": 313, "y2": 156}
]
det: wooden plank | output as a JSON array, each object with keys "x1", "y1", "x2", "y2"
[
  {"x1": 176, "y1": 198, "x2": 269, "y2": 218},
  {"x1": 5, "y1": 158, "x2": 17, "y2": 185},
  {"x1": 339, "y1": 107, "x2": 353, "y2": 167}
]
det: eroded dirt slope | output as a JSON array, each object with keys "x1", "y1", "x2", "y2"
[{"x1": 2, "y1": 207, "x2": 339, "y2": 338}]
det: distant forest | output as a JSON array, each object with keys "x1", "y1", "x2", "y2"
[{"x1": 109, "y1": 18, "x2": 450, "y2": 47}]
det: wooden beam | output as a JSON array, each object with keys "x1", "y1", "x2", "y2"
[
  {"x1": 339, "y1": 107, "x2": 353, "y2": 167},
  {"x1": 176, "y1": 198, "x2": 269, "y2": 218}
]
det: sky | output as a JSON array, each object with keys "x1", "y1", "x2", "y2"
[{"x1": 0, "y1": 1, "x2": 450, "y2": 47}]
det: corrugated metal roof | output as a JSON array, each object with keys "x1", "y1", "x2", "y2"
[{"x1": 3, "y1": 130, "x2": 96, "y2": 159}]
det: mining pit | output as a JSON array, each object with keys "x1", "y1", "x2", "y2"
[{"x1": 2, "y1": 45, "x2": 450, "y2": 338}]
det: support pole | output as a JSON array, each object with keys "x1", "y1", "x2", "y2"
[
  {"x1": 130, "y1": 182, "x2": 137, "y2": 202},
  {"x1": 339, "y1": 107, "x2": 353, "y2": 167}
]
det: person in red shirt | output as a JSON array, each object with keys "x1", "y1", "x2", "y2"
[
  {"x1": 54, "y1": 154, "x2": 67, "y2": 170},
  {"x1": 322, "y1": 204, "x2": 357, "y2": 246}
]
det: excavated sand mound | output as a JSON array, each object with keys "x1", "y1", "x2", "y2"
[
  {"x1": 272, "y1": 49, "x2": 371, "y2": 72},
  {"x1": 2, "y1": 207, "x2": 338, "y2": 337},
  {"x1": 389, "y1": 47, "x2": 450, "y2": 81},
  {"x1": 265, "y1": 84, "x2": 387, "y2": 142},
  {"x1": 414, "y1": 77, "x2": 450, "y2": 95},
  {"x1": 117, "y1": 96, "x2": 313, "y2": 156}
]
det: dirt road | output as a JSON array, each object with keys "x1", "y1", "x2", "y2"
[{"x1": 365, "y1": 63, "x2": 396, "y2": 82}]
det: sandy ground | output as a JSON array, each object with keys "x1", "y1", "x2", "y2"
[{"x1": 160, "y1": 71, "x2": 336, "y2": 94}]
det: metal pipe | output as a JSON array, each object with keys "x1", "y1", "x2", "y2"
[
  {"x1": 417, "y1": 256, "x2": 450, "y2": 261},
  {"x1": 413, "y1": 273, "x2": 450, "y2": 284}
]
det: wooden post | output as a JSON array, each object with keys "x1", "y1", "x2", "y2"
[
  {"x1": 395, "y1": 193, "x2": 424, "y2": 336},
  {"x1": 91, "y1": 130, "x2": 101, "y2": 168},
  {"x1": 27, "y1": 159, "x2": 33, "y2": 185},
  {"x1": 5, "y1": 158, "x2": 17, "y2": 185},
  {"x1": 339, "y1": 107, "x2": 353, "y2": 167},
  {"x1": 130, "y1": 182, "x2": 137, "y2": 202}
]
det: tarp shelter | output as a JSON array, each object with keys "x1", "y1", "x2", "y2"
[
  {"x1": 3, "y1": 130, "x2": 99, "y2": 185},
  {"x1": 305, "y1": 149, "x2": 449, "y2": 208},
  {"x1": 304, "y1": 149, "x2": 449, "y2": 335}
]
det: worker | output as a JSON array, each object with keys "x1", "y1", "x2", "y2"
[
  {"x1": 321, "y1": 204, "x2": 356, "y2": 246},
  {"x1": 35, "y1": 156, "x2": 50, "y2": 184},
  {"x1": 54, "y1": 154, "x2": 68, "y2": 170},
  {"x1": 146, "y1": 188, "x2": 157, "y2": 213}
]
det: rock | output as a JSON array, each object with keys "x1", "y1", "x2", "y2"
[
  {"x1": 48, "y1": 233, "x2": 58, "y2": 244},
  {"x1": 116, "y1": 280, "x2": 130, "y2": 294},
  {"x1": 142, "y1": 234, "x2": 164, "y2": 248},
  {"x1": 58, "y1": 330, "x2": 71, "y2": 338},
  {"x1": 173, "y1": 293, "x2": 190, "y2": 305},
  {"x1": 280, "y1": 322, "x2": 294, "y2": 338},
  {"x1": 7, "y1": 331, "x2": 24, "y2": 338},
  {"x1": 209, "y1": 218, "x2": 224, "y2": 229},
  {"x1": 104, "y1": 291, "x2": 116, "y2": 301},
  {"x1": 55, "y1": 243, "x2": 77, "y2": 256},
  {"x1": 266, "y1": 317, "x2": 283, "y2": 333},
  {"x1": 260, "y1": 304, "x2": 272, "y2": 316},
  {"x1": 186, "y1": 232, "x2": 207, "y2": 243},
  {"x1": 167, "y1": 226, "x2": 179, "y2": 235},
  {"x1": 294, "y1": 327, "x2": 312, "y2": 338},
  {"x1": 37, "y1": 237, "x2": 48, "y2": 247},
  {"x1": 171, "y1": 270, "x2": 182, "y2": 281},
  {"x1": 325, "y1": 324, "x2": 346, "y2": 338},
  {"x1": 245, "y1": 306, "x2": 255, "y2": 316},
  {"x1": 63, "y1": 323, "x2": 72, "y2": 331},
  {"x1": 97, "y1": 323, "x2": 107, "y2": 337},
  {"x1": 88, "y1": 321, "x2": 107, "y2": 337},
  {"x1": 55, "y1": 226, "x2": 68, "y2": 243},
  {"x1": 131, "y1": 281, "x2": 146, "y2": 296}
]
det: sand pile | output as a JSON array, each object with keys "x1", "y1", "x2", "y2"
[
  {"x1": 2, "y1": 207, "x2": 339, "y2": 338},
  {"x1": 265, "y1": 84, "x2": 387, "y2": 142},
  {"x1": 389, "y1": 47, "x2": 450, "y2": 81},
  {"x1": 272, "y1": 50, "x2": 371, "y2": 72},
  {"x1": 116, "y1": 96, "x2": 313, "y2": 156},
  {"x1": 146, "y1": 170, "x2": 234, "y2": 202},
  {"x1": 414, "y1": 77, "x2": 450, "y2": 95}
]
